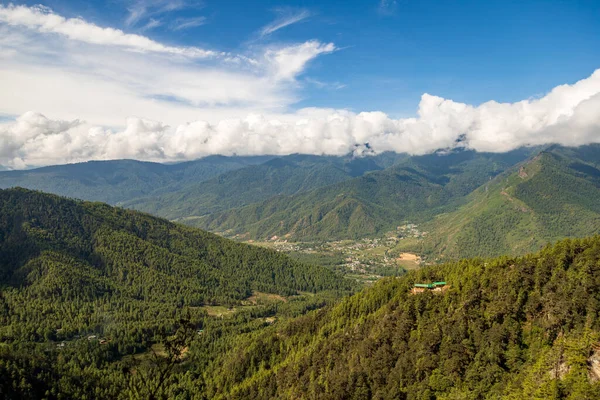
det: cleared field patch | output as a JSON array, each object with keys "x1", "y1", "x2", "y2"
[
  {"x1": 396, "y1": 252, "x2": 421, "y2": 270},
  {"x1": 202, "y1": 305, "x2": 237, "y2": 318},
  {"x1": 129, "y1": 343, "x2": 189, "y2": 364},
  {"x1": 246, "y1": 291, "x2": 288, "y2": 305}
]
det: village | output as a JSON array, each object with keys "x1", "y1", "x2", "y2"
[{"x1": 247, "y1": 223, "x2": 429, "y2": 284}]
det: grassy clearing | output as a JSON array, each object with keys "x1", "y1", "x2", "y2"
[
  {"x1": 201, "y1": 305, "x2": 237, "y2": 318},
  {"x1": 246, "y1": 291, "x2": 287, "y2": 304}
]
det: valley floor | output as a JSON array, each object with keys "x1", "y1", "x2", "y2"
[{"x1": 244, "y1": 223, "x2": 431, "y2": 284}]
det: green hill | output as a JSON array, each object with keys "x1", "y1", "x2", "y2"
[
  {"x1": 0, "y1": 155, "x2": 272, "y2": 204},
  {"x1": 123, "y1": 153, "x2": 407, "y2": 220},
  {"x1": 396, "y1": 145, "x2": 600, "y2": 259},
  {"x1": 197, "y1": 149, "x2": 534, "y2": 240},
  {"x1": 0, "y1": 187, "x2": 350, "y2": 329},
  {"x1": 0, "y1": 188, "x2": 352, "y2": 399},
  {"x1": 202, "y1": 236, "x2": 600, "y2": 399},
  {"x1": 0, "y1": 154, "x2": 407, "y2": 223},
  {"x1": 3, "y1": 190, "x2": 600, "y2": 398}
]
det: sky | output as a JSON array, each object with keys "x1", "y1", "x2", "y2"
[{"x1": 1, "y1": 0, "x2": 600, "y2": 168}]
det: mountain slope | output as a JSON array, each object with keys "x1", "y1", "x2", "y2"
[
  {"x1": 0, "y1": 155, "x2": 272, "y2": 204},
  {"x1": 397, "y1": 145, "x2": 600, "y2": 259},
  {"x1": 204, "y1": 236, "x2": 600, "y2": 399},
  {"x1": 0, "y1": 188, "x2": 351, "y2": 399},
  {"x1": 0, "y1": 188, "x2": 350, "y2": 307},
  {"x1": 197, "y1": 149, "x2": 534, "y2": 240},
  {"x1": 123, "y1": 153, "x2": 407, "y2": 220}
]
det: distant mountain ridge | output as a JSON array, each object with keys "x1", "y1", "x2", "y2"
[
  {"x1": 122, "y1": 153, "x2": 405, "y2": 220},
  {"x1": 196, "y1": 148, "x2": 535, "y2": 240},
  {"x1": 3, "y1": 146, "x2": 600, "y2": 260},
  {"x1": 0, "y1": 155, "x2": 274, "y2": 204},
  {"x1": 395, "y1": 144, "x2": 600, "y2": 259},
  {"x1": 0, "y1": 153, "x2": 406, "y2": 218}
]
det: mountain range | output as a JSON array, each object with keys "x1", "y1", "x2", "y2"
[
  {"x1": 196, "y1": 148, "x2": 535, "y2": 241},
  {"x1": 1, "y1": 145, "x2": 599, "y2": 260},
  {"x1": 394, "y1": 145, "x2": 600, "y2": 258},
  {"x1": 0, "y1": 155, "x2": 273, "y2": 204},
  {"x1": 122, "y1": 153, "x2": 408, "y2": 221},
  {"x1": 2, "y1": 188, "x2": 600, "y2": 398}
]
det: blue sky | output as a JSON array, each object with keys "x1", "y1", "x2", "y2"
[
  {"x1": 1, "y1": 0, "x2": 600, "y2": 167},
  {"x1": 15, "y1": 0, "x2": 600, "y2": 116}
]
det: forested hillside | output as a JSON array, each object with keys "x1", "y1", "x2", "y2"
[
  {"x1": 197, "y1": 149, "x2": 533, "y2": 240},
  {"x1": 2, "y1": 189, "x2": 600, "y2": 398},
  {"x1": 0, "y1": 188, "x2": 350, "y2": 302},
  {"x1": 203, "y1": 236, "x2": 600, "y2": 399},
  {"x1": 395, "y1": 145, "x2": 600, "y2": 259},
  {"x1": 0, "y1": 155, "x2": 272, "y2": 204},
  {"x1": 123, "y1": 153, "x2": 407, "y2": 220},
  {"x1": 0, "y1": 188, "x2": 351, "y2": 399}
]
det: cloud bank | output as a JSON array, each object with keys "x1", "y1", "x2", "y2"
[
  {"x1": 2, "y1": 69, "x2": 600, "y2": 169},
  {"x1": 0, "y1": 4, "x2": 599, "y2": 169}
]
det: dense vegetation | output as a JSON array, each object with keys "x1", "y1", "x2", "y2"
[
  {"x1": 397, "y1": 145, "x2": 600, "y2": 259},
  {"x1": 0, "y1": 188, "x2": 352, "y2": 399},
  {"x1": 0, "y1": 188, "x2": 349, "y2": 301},
  {"x1": 0, "y1": 155, "x2": 272, "y2": 204},
  {"x1": 4, "y1": 146, "x2": 599, "y2": 262},
  {"x1": 202, "y1": 236, "x2": 600, "y2": 399},
  {"x1": 2, "y1": 188, "x2": 600, "y2": 398},
  {"x1": 123, "y1": 153, "x2": 408, "y2": 220},
  {"x1": 6, "y1": 219, "x2": 600, "y2": 398},
  {"x1": 198, "y1": 149, "x2": 533, "y2": 240}
]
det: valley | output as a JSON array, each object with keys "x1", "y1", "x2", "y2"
[
  {"x1": 3, "y1": 144, "x2": 600, "y2": 278},
  {"x1": 3, "y1": 3, "x2": 599, "y2": 398},
  {"x1": 241, "y1": 223, "x2": 428, "y2": 285},
  {"x1": 2, "y1": 146, "x2": 600, "y2": 399}
]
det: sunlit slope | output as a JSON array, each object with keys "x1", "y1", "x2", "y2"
[
  {"x1": 123, "y1": 153, "x2": 407, "y2": 220},
  {"x1": 204, "y1": 236, "x2": 600, "y2": 399},
  {"x1": 399, "y1": 145, "x2": 600, "y2": 259},
  {"x1": 197, "y1": 149, "x2": 533, "y2": 240}
]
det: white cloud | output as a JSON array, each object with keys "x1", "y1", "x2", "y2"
[
  {"x1": 0, "y1": 4, "x2": 217, "y2": 58},
  {"x1": 260, "y1": 8, "x2": 311, "y2": 37},
  {"x1": 2, "y1": 4, "x2": 599, "y2": 169},
  {"x1": 2, "y1": 69, "x2": 600, "y2": 168},
  {"x1": 265, "y1": 40, "x2": 336, "y2": 81},
  {"x1": 172, "y1": 16, "x2": 206, "y2": 31},
  {"x1": 125, "y1": 0, "x2": 194, "y2": 27},
  {"x1": 0, "y1": 5, "x2": 337, "y2": 127}
]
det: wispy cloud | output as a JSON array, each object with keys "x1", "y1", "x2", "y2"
[
  {"x1": 265, "y1": 40, "x2": 336, "y2": 81},
  {"x1": 125, "y1": 0, "x2": 196, "y2": 27},
  {"x1": 378, "y1": 0, "x2": 398, "y2": 16},
  {"x1": 260, "y1": 8, "x2": 311, "y2": 37},
  {"x1": 171, "y1": 16, "x2": 206, "y2": 31},
  {"x1": 140, "y1": 18, "x2": 162, "y2": 31},
  {"x1": 305, "y1": 77, "x2": 346, "y2": 90},
  {"x1": 0, "y1": 4, "x2": 337, "y2": 132},
  {"x1": 0, "y1": 4, "x2": 217, "y2": 58}
]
